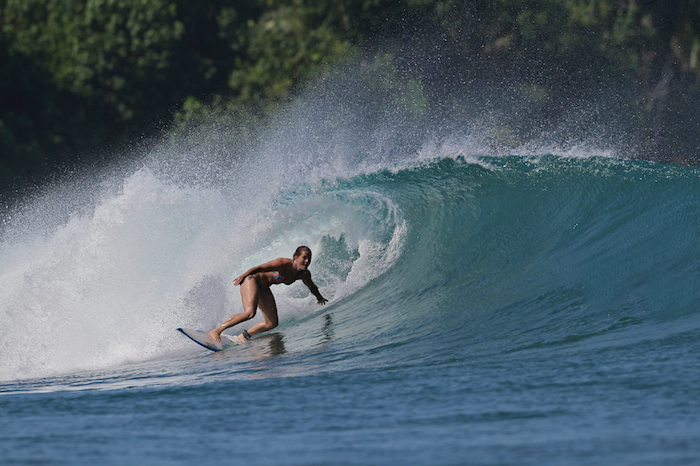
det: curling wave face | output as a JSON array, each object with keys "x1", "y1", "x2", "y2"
[{"x1": 3, "y1": 150, "x2": 699, "y2": 383}]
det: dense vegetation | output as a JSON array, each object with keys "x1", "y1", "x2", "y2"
[{"x1": 1, "y1": 0, "x2": 700, "y2": 195}]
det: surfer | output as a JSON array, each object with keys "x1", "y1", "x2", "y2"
[{"x1": 207, "y1": 246, "x2": 328, "y2": 344}]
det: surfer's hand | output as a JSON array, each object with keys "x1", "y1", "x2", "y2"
[
  {"x1": 233, "y1": 276, "x2": 244, "y2": 286},
  {"x1": 317, "y1": 297, "x2": 328, "y2": 305}
]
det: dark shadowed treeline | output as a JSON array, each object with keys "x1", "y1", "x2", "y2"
[{"x1": 1, "y1": 0, "x2": 700, "y2": 195}]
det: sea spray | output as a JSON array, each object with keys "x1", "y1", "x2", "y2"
[
  {"x1": 0, "y1": 160, "x2": 409, "y2": 381},
  {"x1": 0, "y1": 58, "x2": 681, "y2": 382}
]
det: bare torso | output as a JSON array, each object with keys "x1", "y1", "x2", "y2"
[{"x1": 253, "y1": 266, "x2": 307, "y2": 287}]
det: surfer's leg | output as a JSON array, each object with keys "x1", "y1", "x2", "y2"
[
  {"x1": 208, "y1": 276, "x2": 259, "y2": 343},
  {"x1": 242, "y1": 288, "x2": 279, "y2": 339}
]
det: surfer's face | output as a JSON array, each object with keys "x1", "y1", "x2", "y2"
[{"x1": 293, "y1": 250, "x2": 312, "y2": 269}]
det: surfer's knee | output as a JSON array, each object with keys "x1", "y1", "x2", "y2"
[
  {"x1": 260, "y1": 320, "x2": 278, "y2": 332},
  {"x1": 241, "y1": 307, "x2": 257, "y2": 320},
  {"x1": 266, "y1": 315, "x2": 279, "y2": 329}
]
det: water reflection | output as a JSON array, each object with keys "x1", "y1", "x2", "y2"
[
  {"x1": 262, "y1": 333, "x2": 286, "y2": 357},
  {"x1": 319, "y1": 314, "x2": 334, "y2": 345}
]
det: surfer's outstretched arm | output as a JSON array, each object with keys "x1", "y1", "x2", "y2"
[{"x1": 303, "y1": 272, "x2": 328, "y2": 305}]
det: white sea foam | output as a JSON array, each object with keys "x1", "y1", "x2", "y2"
[{"x1": 0, "y1": 151, "x2": 409, "y2": 381}]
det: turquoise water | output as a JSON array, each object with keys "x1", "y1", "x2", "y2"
[{"x1": 1, "y1": 129, "x2": 700, "y2": 463}]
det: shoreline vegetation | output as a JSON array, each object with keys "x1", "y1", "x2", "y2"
[{"x1": 2, "y1": 0, "x2": 700, "y2": 198}]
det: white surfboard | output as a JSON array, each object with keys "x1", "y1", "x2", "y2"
[{"x1": 177, "y1": 328, "x2": 239, "y2": 352}]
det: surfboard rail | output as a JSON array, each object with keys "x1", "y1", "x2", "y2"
[{"x1": 177, "y1": 328, "x2": 238, "y2": 352}]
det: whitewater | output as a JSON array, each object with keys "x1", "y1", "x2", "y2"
[{"x1": 1, "y1": 64, "x2": 700, "y2": 465}]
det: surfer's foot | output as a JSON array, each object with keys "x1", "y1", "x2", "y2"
[
  {"x1": 207, "y1": 330, "x2": 222, "y2": 344},
  {"x1": 235, "y1": 330, "x2": 252, "y2": 344}
]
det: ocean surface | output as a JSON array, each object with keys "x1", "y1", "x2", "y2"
[{"x1": 2, "y1": 83, "x2": 700, "y2": 464}]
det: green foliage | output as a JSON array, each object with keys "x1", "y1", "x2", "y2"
[
  {"x1": 228, "y1": 1, "x2": 352, "y2": 102},
  {"x1": 3, "y1": 0, "x2": 184, "y2": 117},
  {"x1": 2, "y1": 0, "x2": 700, "y2": 196}
]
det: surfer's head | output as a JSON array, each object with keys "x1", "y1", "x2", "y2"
[
  {"x1": 294, "y1": 245, "x2": 312, "y2": 259},
  {"x1": 293, "y1": 246, "x2": 312, "y2": 269}
]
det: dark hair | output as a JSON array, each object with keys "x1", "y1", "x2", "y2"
[{"x1": 293, "y1": 245, "x2": 312, "y2": 259}]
